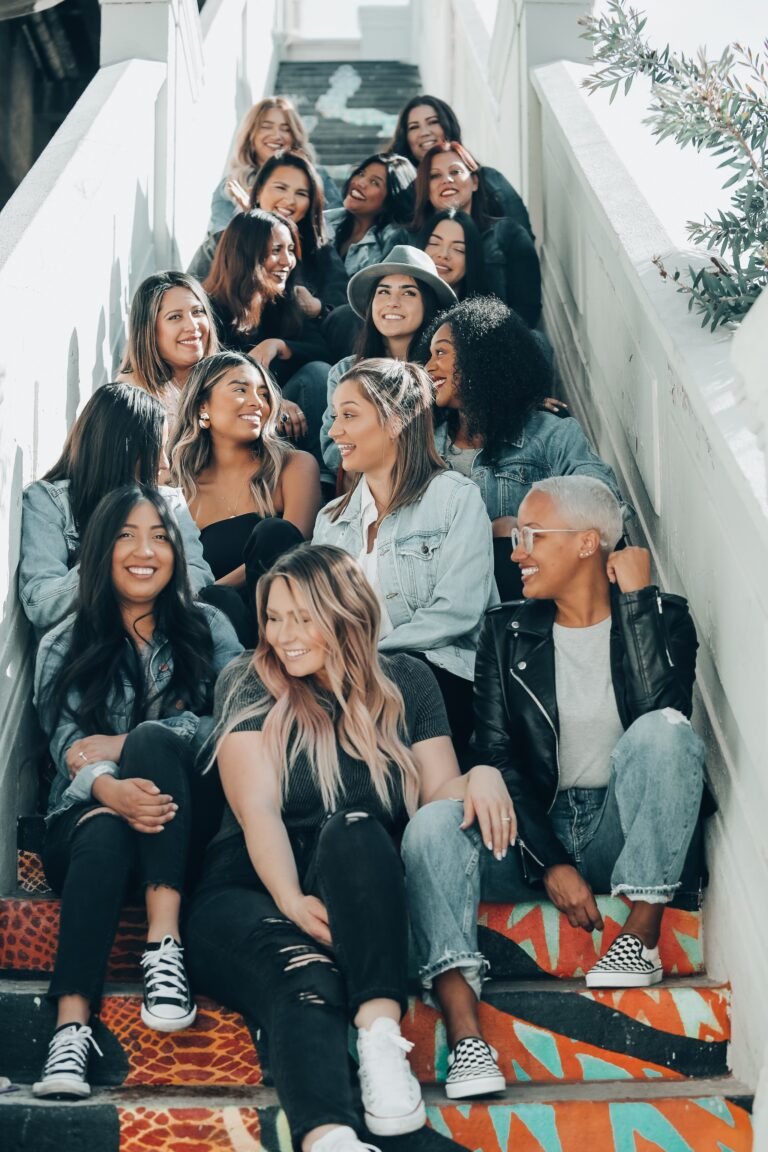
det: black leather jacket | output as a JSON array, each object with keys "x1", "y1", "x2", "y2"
[{"x1": 473, "y1": 585, "x2": 699, "y2": 880}]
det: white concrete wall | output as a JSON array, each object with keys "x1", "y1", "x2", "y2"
[
  {"x1": 530, "y1": 58, "x2": 768, "y2": 1090},
  {"x1": 410, "y1": 0, "x2": 591, "y2": 207},
  {"x1": 0, "y1": 60, "x2": 164, "y2": 891},
  {"x1": 0, "y1": 0, "x2": 282, "y2": 893}
]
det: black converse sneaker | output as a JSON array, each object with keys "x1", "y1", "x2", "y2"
[
  {"x1": 585, "y1": 932, "x2": 663, "y2": 988},
  {"x1": 33, "y1": 1022, "x2": 103, "y2": 1099},
  {"x1": 140, "y1": 935, "x2": 197, "y2": 1031},
  {"x1": 445, "y1": 1036, "x2": 506, "y2": 1099}
]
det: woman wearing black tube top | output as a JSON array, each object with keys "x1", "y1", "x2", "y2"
[{"x1": 169, "y1": 350, "x2": 321, "y2": 644}]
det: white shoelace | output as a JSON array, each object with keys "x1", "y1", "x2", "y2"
[
  {"x1": 141, "y1": 936, "x2": 190, "y2": 1009},
  {"x1": 42, "y1": 1024, "x2": 103, "y2": 1078},
  {"x1": 358, "y1": 1025, "x2": 418, "y2": 1107}
]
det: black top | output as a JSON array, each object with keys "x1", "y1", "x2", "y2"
[
  {"x1": 210, "y1": 651, "x2": 450, "y2": 846},
  {"x1": 211, "y1": 298, "x2": 330, "y2": 387},
  {"x1": 200, "y1": 514, "x2": 262, "y2": 582}
]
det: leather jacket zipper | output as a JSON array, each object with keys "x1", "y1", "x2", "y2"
[
  {"x1": 656, "y1": 591, "x2": 674, "y2": 667},
  {"x1": 509, "y1": 666, "x2": 561, "y2": 811},
  {"x1": 515, "y1": 835, "x2": 546, "y2": 869}
]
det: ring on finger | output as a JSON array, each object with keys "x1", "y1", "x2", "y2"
[
  {"x1": 79, "y1": 752, "x2": 88, "y2": 762},
  {"x1": 501, "y1": 815, "x2": 512, "y2": 822}
]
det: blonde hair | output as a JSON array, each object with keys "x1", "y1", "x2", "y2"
[
  {"x1": 121, "y1": 272, "x2": 219, "y2": 396},
  {"x1": 214, "y1": 544, "x2": 421, "y2": 816},
  {"x1": 228, "y1": 97, "x2": 314, "y2": 189},
  {"x1": 330, "y1": 358, "x2": 445, "y2": 522},
  {"x1": 168, "y1": 351, "x2": 292, "y2": 516}
]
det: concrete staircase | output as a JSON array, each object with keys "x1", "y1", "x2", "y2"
[
  {"x1": 275, "y1": 59, "x2": 421, "y2": 178},
  {"x1": 0, "y1": 818, "x2": 754, "y2": 1151}
]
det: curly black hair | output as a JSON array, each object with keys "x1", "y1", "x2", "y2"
[{"x1": 427, "y1": 296, "x2": 550, "y2": 459}]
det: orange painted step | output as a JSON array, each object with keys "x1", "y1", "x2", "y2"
[
  {"x1": 0, "y1": 895, "x2": 704, "y2": 981},
  {"x1": 1, "y1": 980, "x2": 729, "y2": 1088},
  {"x1": 0, "y1": 1082, "x2": 754, "y2": 1152}
]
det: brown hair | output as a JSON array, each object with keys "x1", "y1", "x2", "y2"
[
  {"x1": 120, "y1": 272, "x2": 219, "y2": 396},
  {"x1": 203, "y1": 210, "x2": 303, "y2": 331},
  {"x1": 411, "y1": 141, "x2": 491, "y2": 232},
  {"x1": 329, "y1": 358, "x2": 445, "y2": 522}
]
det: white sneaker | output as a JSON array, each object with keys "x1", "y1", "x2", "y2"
[
  {"x1": 585, "y1": 933, "x2": 663, "y2": 988},
  {"x1": 33, "y1": 1023, "x2": 103, "y2": 1100},
  {"x1": 311, "y1": 1127, "x2": 380, "y2": 1152},
  {"x1": 356, "y1": 1018, "x2": 426, "y2": 1137}
]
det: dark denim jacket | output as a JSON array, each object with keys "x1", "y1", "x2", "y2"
[{"x1": 433, "y1": 410, "x2": 631, "y2": 522}]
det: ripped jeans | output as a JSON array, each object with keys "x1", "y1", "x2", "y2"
[
  {"x1": 402, "y1": 709, "x2": 705, "y2": 1000},
  {"x1": 186, "y1": 810, "x2": 409, "y2": 1144}
]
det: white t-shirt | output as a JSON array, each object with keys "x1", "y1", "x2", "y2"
[
  {"x1": 357, "y1": 478, "x2": 393, "y2": 640},
  {"x1": 553, "y1": 615, "x2": 624, "y2": 790}
]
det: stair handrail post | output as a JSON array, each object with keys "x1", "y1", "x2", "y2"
[{"x1": 98, "y1": 0, "x2": 205, "y2": 267}]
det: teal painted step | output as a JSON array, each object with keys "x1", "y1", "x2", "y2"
[{"x1": 0, "y1": 1081, "x2": 754, "y2": 1152}]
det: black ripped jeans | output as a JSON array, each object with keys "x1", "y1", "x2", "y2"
[
  {"x1": 42, "y1": 722, "x2": 193, "y2": 1008},
  {"x1": 186, "y1": 810, "x2": 409, "y2": 1144}
]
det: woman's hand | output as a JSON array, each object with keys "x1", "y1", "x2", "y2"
[
  {"x1": 248, "y1": 338, "x2": 292, "y2": 367},
  {"x1": 543, "y1": 864, "x2": 604, "y2": 932},
  {"x1": 281, "y1": 892, "x2": 332, "y2": 947},
  {"x1": 294, "y1": 285, "x2": 323, "y2": 319},
  {"x1": 66, "y1": 734, "x2": 127, "y2": 778},
  {"x1": 542, "y1": 396, "x2": 569, "y2": 415},
  {"x1": 607, "y1": 546, "x2": 651, "y2": 593},
  {"x1": 277, "y1": 399, "x2": 308, "y2": 440},
  {"x1": 91, "y1": 775, "x2": 177, "y2": 834},
  {"x1": 225, "y1": 178, "x2": 251, "y2": 213},
  {"x1": 460, "y1": 764, "x2": 517, "y2": 859}
]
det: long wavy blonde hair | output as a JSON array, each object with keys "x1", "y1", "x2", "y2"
[
  {"x1": 168, "y1": 351, "x2": 292, "y2": 516},
  {"x1": 214, "y1": 544, "x2": 422, "y2": 816},
  {"x1": 228, "y1": 97, "x2": 314, "y2": 188}
]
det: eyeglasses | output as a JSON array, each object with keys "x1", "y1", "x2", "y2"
[{"x1": 511, "y1": 527, "x2": 582, "y2": 554}]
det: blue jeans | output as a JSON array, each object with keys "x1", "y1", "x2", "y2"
[{"x1": 401, "y1": 710, "x2": 705, "y2": 998}]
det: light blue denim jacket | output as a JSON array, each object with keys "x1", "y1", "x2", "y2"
[
  {"x1": 323, "y1": 208, "x2": 404, "y2": 277},
  {"x1": 35, "y1": 603, "x2": 243, "y2": 821},
  {"x1": 433, "y1": 410, "x2": 632, "y2": 521},
  {"x1": 312, "y1": 471, "x2": 498, "y2": 681},
  {"x1": 19, "y1": 479, "x2": 214, "y2": 638}
]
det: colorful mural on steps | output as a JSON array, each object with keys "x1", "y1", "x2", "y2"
[
  {"x1": 0, "y1": 894, "x2": 704, "y2": 981},
  {"x1": 0, "y1": 1098, "x2": 752, "y2": 1152},
  {"x1": 0, "y1": 983, "x2": 729, "y2": 1089}
]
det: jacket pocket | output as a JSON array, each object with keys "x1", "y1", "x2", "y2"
[
  {"x1": 394, "y1": 530, "x2": 444, "y2": 607},
  {"x1": 490, "y1": 463, "x2": 548, "y2": 518}
]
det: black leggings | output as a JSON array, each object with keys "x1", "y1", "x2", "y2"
[
  {"x1": 186, "y1": 810, "x2": 409, "y2": 1144},
  {"x1": 42, "y1": 722, "x2": 193, "y2": 1007}
]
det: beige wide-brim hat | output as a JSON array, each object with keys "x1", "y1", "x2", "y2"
[{"x1": 347, "y1": 244, "x2": 458, "y2": 319}]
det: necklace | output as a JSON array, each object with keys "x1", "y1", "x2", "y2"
[{"x1": 220, "y1": 478, "x2": 253, "y2": 519}]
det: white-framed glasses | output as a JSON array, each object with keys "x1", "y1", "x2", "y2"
[{"x1": 511, "y1": 527, "x2": 582, "y2": 554}]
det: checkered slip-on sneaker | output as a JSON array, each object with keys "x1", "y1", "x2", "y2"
[
  {"x1": 585, "y1": 932, "x2": 663, "y2": 988},
  {"x1": 445, "y1": 1036, "x2": 506, "y2": 1100}
]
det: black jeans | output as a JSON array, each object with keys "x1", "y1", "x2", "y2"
[
  {"x1": 42, "y1": 722, "x2": 193, "y2": 1008},
  {"x1": 199, "y1": 518, "x2": 304, "y2": 647},
  {"x1": 186, "y1": 809, "x2": 409, "y2": 1144}
]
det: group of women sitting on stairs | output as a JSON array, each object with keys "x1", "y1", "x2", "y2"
[{"x1": 16, "y1": 89, "x2": 708, "y2": 1152}]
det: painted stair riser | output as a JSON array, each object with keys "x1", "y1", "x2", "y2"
[
  {"x1": 0, "y1": 985, "x2": 730, "y2": 1088},
  {"x1": 0, "y1": 896, "x2": 704, "y2": 981},
  {"x1": 0, "y1": 1097, "x2": 754, "y2": 1152}
]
